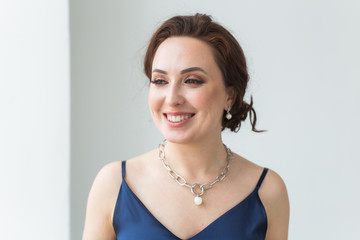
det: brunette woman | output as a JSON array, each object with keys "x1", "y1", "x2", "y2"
[{"x1": 83, "y1": 13, "x2": 289, "y2": 240}]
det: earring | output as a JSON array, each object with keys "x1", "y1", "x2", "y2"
[{"x1": 226, "y1": 106, "x2": 232, "y2": 120}]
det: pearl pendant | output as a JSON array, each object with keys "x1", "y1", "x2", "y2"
[
  {"x1": 194, "y1": 196, "x2": 203, "y2": 205},
  {"x1": 226, "y1": 112, "x2": 232, "y2": 120}
]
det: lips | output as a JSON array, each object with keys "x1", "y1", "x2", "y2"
[{"x1": 164, "y1": 113, "x2": 195, "y2": 123}]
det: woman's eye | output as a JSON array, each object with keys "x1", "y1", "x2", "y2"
[
  {"x1": 150, "y1": 79, "x2": 168, "y2": 85},
  {"x1": 185, "y1": 78, "x2": 204, "y2": 85}
]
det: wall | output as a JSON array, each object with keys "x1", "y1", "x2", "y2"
[
  {"x1": 0, "y1": 0, "x2": 70, "y2": 239},
  {"x1": 70, "y1": 0, "x2": 360, "y2": 239}
]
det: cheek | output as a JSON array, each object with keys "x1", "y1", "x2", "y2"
[
  {"x1": 190, "y1": 92, "x2": 210, "y2": 106},
  {"x1": 190, "y1": 88, "x2": 226, "y2": 111},
  {"x1": 148, "y1": 89, "x2": 162, "y2": 112}
]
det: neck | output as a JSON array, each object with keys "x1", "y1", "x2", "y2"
[{"x1": 161, "y1": 137, "x2": 229, "y2": 182}]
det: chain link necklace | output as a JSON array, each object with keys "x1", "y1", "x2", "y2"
[{"x1": 158, "y1": 140, "x2": 234, "y2": 206}]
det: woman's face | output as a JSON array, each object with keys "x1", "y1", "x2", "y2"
[{"x1": 148, "y1": 36, "x2": 231, "y2": 144}]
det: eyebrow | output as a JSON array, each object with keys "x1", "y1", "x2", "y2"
[{"x1": 152, "y1": 67, "x2": 208, "y2": 75}]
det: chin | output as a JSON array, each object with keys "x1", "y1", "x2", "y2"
[{"x1": 162, "y1": 131, "x2": 196, "y2": 144}]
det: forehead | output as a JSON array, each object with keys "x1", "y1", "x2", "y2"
[{"x1": 152, "y1": 37, "x2": 218, "y2": 72}]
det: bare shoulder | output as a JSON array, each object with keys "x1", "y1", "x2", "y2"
[
  {"x1": 95, "y1": 161, "x2": 123, "y2": 187},
  {"x1": 231, "y1": 154, "x2": 289, "y2": 239},
  {"x1": 82, "y1": 161, "x2": 123, "y2": 240},
  {"x1": 259, "y1": 169, "x2": 290, "y2": 240},
  {"x1": 233, "y1": 154, "x2": 288, "y2": 204},
  {"x1": 89, "y1": 161, "x2": 124, "y2": 204},
  {"x1": 259, "y1": 169, "x2": 288, "y2": 205}
]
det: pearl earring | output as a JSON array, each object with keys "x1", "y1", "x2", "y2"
[{"x1": 226, "y1": 106, "x2": 232, "y2": 120}]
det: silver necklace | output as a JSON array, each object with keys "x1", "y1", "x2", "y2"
[{"x1": 157, "y1": 140, "x2": 234, "y2": 206}]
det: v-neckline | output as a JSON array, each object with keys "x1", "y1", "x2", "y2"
[{"x1": 121, "y1": 178, "x2": 258, "y2": 240}]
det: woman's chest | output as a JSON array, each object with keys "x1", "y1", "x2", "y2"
[
  {"x1": 124, "y1": 173, "x2": 258, "y2": 239},
  {"x1": 114, "y1": 178, "x2": 267, "y2": 240}
]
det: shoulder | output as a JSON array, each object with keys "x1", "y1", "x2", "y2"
[
  {"x1": 98, "y1": 161, "x2": 123, "y2": 183},
  {"x1": 231, "y1": 154, "x2": 289, "y2": 239},
  {"x1": 82, "y1": 161, "x2": 123, "y2": 239},
  {"x1": 90, "y1": 161, "x2": 124, "y2": 202},
  {"x1": 259, "y1": 169, "x2": 289, "y2": 211},
  {"x1": 232, "y1": 155, "x2": 288, "y2": 205},
  {"x1": 87, "y1": 149, "x2": 157, "y2": 202},
  {"x1": 89, "y1": 161, "x2": 126, "y2": 215},
  {"x1": 259, "y1": 169, "x2": 290, "y2": 239}
]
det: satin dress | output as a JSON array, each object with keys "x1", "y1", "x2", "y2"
[{"x1": 113, "y1": 161, "x2": 268, "y2": 240}]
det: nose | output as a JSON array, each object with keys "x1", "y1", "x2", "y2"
[{"x1": 165, "y1": 82, "x2": 185, "y2": 106}]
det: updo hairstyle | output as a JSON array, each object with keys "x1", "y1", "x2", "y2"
[{"x1": 144, "y1": 13, "x2": 262, "y2": 132}]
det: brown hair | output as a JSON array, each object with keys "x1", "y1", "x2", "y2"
[{"x1": 144, "y1": 13, "x2": 263, "y2": 132}]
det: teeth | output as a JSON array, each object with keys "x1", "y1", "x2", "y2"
[{"x1": 167, "y1": 114, "x2": 192, "y2": 123}]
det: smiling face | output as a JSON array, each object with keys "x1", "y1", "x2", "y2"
[{"x1": 148, "y1": 37, "x2": 232, "y2": 144}]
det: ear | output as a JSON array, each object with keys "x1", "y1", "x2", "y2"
[{"x1": 224, "y1": 87, "x2": 235, "y2": 110}]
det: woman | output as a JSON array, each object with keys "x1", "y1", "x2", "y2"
[{"x1": 83, "y1": 13, "x2": 289, "y2": 240}]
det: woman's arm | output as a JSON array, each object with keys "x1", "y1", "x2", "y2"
[
  {"x1": 82, "y1": 162, "x2": 123, "y2": 240},
  {"x1": 259, "y1": 170, "x2": 290, "y2": 240}
]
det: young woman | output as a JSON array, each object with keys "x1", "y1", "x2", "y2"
[{"x1": 83, "y1": 13, "x2": 289, "y2": 240}]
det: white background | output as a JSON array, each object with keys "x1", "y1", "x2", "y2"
[
  {"x1": 0, "y1": 0, "x2": 69, "y2": 239},
  {"x1": 1, "y1": 0, "x2": 359, "y2": 239}
]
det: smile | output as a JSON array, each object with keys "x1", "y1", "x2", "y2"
[{"x1": 165, "y1": 113, "x2": 194, "y2": 123}]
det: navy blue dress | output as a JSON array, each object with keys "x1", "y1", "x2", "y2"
[{"x1": 113, "y1": 161, "x2": 268, "y2": 239}]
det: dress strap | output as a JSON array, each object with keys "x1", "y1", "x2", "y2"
[
  {"x1": 121, "y1": 161, "x2": 126, "y2": 179},
  {"x1": 255, "y1": 168, "x2": 269, "y2": 190}
]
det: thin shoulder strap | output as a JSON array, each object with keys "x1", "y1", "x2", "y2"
[
  {"x1": 121, "y1": 161, "x2": 126, "y2": 179},
  {"x1": 255, "y1": 168, "x2": 269, "y2": 190}
]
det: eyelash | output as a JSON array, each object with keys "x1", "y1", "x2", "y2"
[
  {"x1": 185, "y1": 78, "x2": 204, "y2": 85},
  {"x1": 150, "y1": 79, "x2": 168, "y2": 85},
  {"x1": 150, "y1": 77, "x2": 205, "y2": 86}
]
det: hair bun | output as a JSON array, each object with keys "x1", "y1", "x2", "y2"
[{"x1": 223, "y1": 96, "x2": 264, "y2": 132}]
